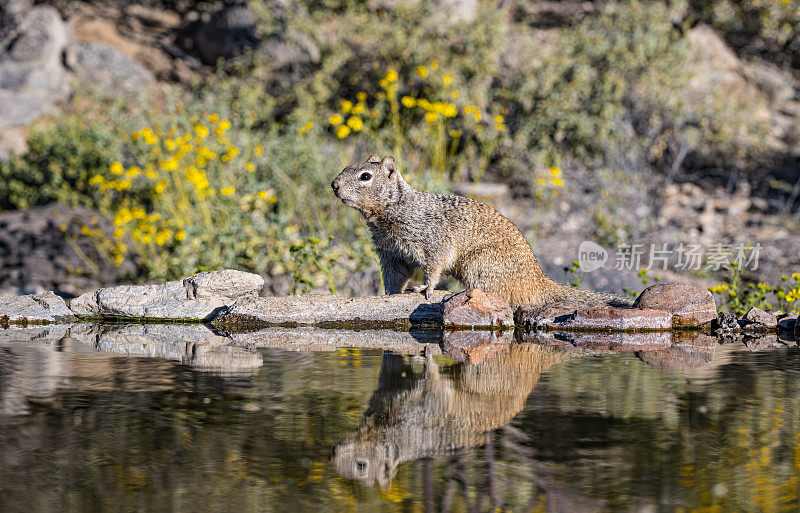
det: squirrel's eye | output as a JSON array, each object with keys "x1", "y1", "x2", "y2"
[{"x1": 359, "y1": 172, "x2": 372, "y2": 181}]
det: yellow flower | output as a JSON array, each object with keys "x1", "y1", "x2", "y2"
[
  {"x1": 164, "y1": 138, "x2": 177, "y2": 151},
  {"x1": 195, "y1": 156, "x2": 207, "y2": 168},
  {"x1": 208, "y1": 113, "x2": 220, "y2": 124},
  {"x1": 198, "y1": 147, "x2": 217, "y2": 160},
  {"x1": 298, "y1": 121, "x2": 314, "y2": 135},
  {"x1": 443, "y1": 74, "x2": 452, "y2": 85},
  {"x1": 401, "y1": 96, "x2": 416, "y2": 108},
  {"x1": 140, "y1": 233, "x2": 153, "y2": 244},
  {"x1": 416, "y1": 65, "x2": 428, "y2": 78},
  {"x1": 793, "y1": 273, "x2": 800, "y2": 281},
  {"x1": 335, "y1": 125, "x2": 351, "y2": 138},
  {"x1": 194, "y1": 124, "x2": 210, "y2": 138},
  {"x1": 340, "y1": 100, "x2": 353, "y2": 114},
  {"x1": 245, "y1": 162, "x2": 256, "y2": 172},
  {"x1": 448, "y1": 129, "x2": 461, "y2": 138},
  {"x1": 159, "y1": 158, "x2": 178, "y2": 171},
  {"x1": 146, "y1": 213, "x2": 161, "y2": 223},
  {"x1": 125, "y1": 166, "x2": 140, "y2": 178},
  {"x1": 226, "y1": 145, "x2": 239, "y2": 158},
  {"x1": 89, "y1": 174, "x2": 105, "y2": 185},
  {"x1": 351, "y1": 103, "x2": 365, "y2": 115},
  {"x1": 155, "y1": 230, "x2": 171, "y2": 246},
  {"x1": 329, "y1": 113, "x2": 344, "y2": 126},
  {"x1": 551, "y1": 177, "x2": 564, "y2": 187},
  {"x1": 495, "y1": 123, "x2": 506, "y2": 131},
  {"x1": 214, "y1": 120, "x2": 232, "y2": 136},
  {"x1": 131, "y1": 207, "x2": 146, "y2": 220},
  {"x1": 110, "y1": 162, "x2": 124, "y2": 175},
  {"x1": 113, "y1": 228, "x2": 124, "y2": 238},
  {"x1": 117, "y1": 180, "x2": 132, "y2": 190},
  {"x1": 254, "y1": 145, "x2": 264, "y2": 157},
  {"x1": 113, "y1": 254, "x2": 124, "y2": 266},
  {"x1": 385, "y1": 69, "x2": 398, "y2": 83},
  {"x1": 549, "y1": 166, "x2": 562, "y2": 176},
  {"x1": 221, "y1": 154, "x2": 231, "y2": 162},
  {"x1": 221, "y1": 186, "x2": 235, "y2": 196},
  {"x1": 494, "y1": 114, "x2": 504, "y2": 123},
  {"x1": 114, "y1": 208, "x2": 133, "y2": 226},
  {"x1": 256, "y1": 190, "x2": 272, "y2": 200},
  {"x1": 346, "y1": 116, "x2": 364, "y2": 131},
  {"x1": 175, "y1": 229, "x2": 186, "y2": 241},
  {"x1": 429, "y1": 59, "x2": 438, "y2": 70},
  {"x1": 451, "y1": 90, "x2": 459, "y2": 99},
  {"x1": 145, "y1": 167, "x2": 158, "y2": 179},
  {"x1": 154, "y1": 181, "x2": 167, "y2": 194},
  {"x1": 424, "y1": 111, "x2": 439, "y2": 124},
  {"x1": 356, "y1": 92, "x2": 367, "y2": 102},
  {"x1": 441, "y1": 103, "x2": 458, "y2": 118}
]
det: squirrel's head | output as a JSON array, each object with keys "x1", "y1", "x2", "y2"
[{"x1": 331, "y1": 154, "x2": 403, "y2": 215}]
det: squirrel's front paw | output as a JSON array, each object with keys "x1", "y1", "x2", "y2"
[{"x1": 411, "y1": 285, "x2": 430, "y2": 299}]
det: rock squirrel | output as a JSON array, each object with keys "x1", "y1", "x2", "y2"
[{"x1": 332, "y1": 154, "x2": 627, "y2": 308}]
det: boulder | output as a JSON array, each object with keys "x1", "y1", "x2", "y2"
[
  {"x1": 69, "y1": 269, "x2": 264, "y2": 321},
  {"x1": 0, "y1": 6, "x2": 71, "y2": 101},
  {"x1": 633, "y1": 283, "x2": 717, "y2": 327},
  {"x1": 442, "y1": 330, "x2": 512, "y2": 364},
  {"x1": 0, "y1": 291, "x2": 74, "y2": 323},
  {"x1": 556, "y1": 307, "x2": 673, "y2": 331},
  {"x1": 514, "y1": 301, "x2": 578, "y2": 330},
  {"x1": 441, "y1": 289, "x2": 513, "y2": 328},
  {"x1": 73, "y1": 41, "x2": 154, "y2": 95},
  {"x1": 212, "y1": 290, "x2": 449, "y2": 329},
  {"x1": 743, "y1": 307, "x2": 778, "y2": 329},
  {"x1": 779, "y1": 314, "x2": 798, "y2": 333}
]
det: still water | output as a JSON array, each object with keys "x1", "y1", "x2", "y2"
[{"x1": 1, "y1": 331, "x2": 799, "y2": 512}]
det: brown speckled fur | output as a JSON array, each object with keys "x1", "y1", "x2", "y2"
[{"x1": 332, "y1": 154, "x2": 627, "y2": 308}]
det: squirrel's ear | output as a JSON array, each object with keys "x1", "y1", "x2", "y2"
[
  {"x1": 380, "y1": 156, "x2": 397, "y2": 179},
  {"x1": 367, "y1": 154, "x2": 381, "y2": 164}
]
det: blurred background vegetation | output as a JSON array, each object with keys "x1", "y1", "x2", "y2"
[{"x1": 0, "y1": 0, "x2": 797, "y2": 310}]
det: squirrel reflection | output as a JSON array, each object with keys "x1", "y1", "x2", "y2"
[{"x1": 330, "y1": 344, "x2": 570, "y2": 488}]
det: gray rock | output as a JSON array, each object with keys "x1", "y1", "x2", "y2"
[
  {"x1": 743, "y1": 307, "x2": 778, "y2": 329},
  {"x1": 194, "y1": 0, "x2": 257, "y2": 65},
  {"x1": 0, "y1": 6, "x2": 70, "y2": 100},
  {"x1": 0, "y1": 89, "x2": 54, "y2": 131},
  {"x1": 0, "y1": 291, "x2": 74, "y2": 323},
  {"x1": 213, "y1": 290, "x2": 449, "y2": 329},
  {"x1": 73, "y1": 41, "x2": 154, "y2": 95},
  {"x1": 69, "y1": 269, "x2": 264, "y2": 321},
  {"x1": 778, "y1": 315, "x2": 797, "y2": 332}
]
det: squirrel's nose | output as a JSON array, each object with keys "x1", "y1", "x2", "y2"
[{"x1": 331, "y1": 179, "x2": 339, "y2": 192}]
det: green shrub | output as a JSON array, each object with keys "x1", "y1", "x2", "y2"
[{"x1": 0, "y1": 116, "x2": 120, "y2": 210}]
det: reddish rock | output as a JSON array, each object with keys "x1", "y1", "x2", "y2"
[
  {"x1": 633, "y1": 283, "x2": 718, "y2": 327},
  {"x1": 442, "y1": 330, "x2": 513, "y2": 364},
  {"x1": 441, "y1": 289, "x2": 513, "y2": 328},
  {"x1": 559, "y1": 307, "x2": 673, "y2": 331},
  {"x1": 514, "y1": 302, "x2": 577, "y2": 330},
  {"x1": 743, "y1": 307, "x2": 778, "y2": 329}
]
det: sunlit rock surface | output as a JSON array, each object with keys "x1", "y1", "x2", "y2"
[
  {"x1": 69, "y1": 270, "x2": 264, "y2": 321},
  {"x1": 214, "y1": 290, "x2": 449, "y2": 328},
  {"x1": 0, "y1": 292, "x2": 74, "y2": 323}
]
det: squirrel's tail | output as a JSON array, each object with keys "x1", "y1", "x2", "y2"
[{"x1": 549, "y1": 282, "x2": 632, "y2": 307}]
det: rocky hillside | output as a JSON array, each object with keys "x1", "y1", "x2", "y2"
[{"x1": 0, "y1": 0, "x2": 797, "y2": 309}]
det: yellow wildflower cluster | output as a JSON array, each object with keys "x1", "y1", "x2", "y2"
[
  {"x1": 87, "y1": 113, "x2": 270, "y2": 267},
  {"x1": 329, "y1": 93, "x2": 370, "y2": 139}
]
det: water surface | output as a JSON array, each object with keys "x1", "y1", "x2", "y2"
[{"x1": 1, "y1": 330, "x2": 799, "y2": 512}]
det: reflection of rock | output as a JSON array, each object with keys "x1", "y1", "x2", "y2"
[
  {"x1": 744, "y1": 334, "x2": 784, "y2": 352},
  {"x1": 442, "y1": 329, "x2": 512, "y2": 363},
  {"x1": 0, "y1": 323, "x2": 69, "y2": 343},
  {"x1": 69, "y1": 323, "x2": 262, "y2": 373},
  {"x1": 229, "y1": 326, "x2": 441, "y2": 356},
  {"x1": 214, "y1": 290, "x2": 449, "y2": 329},
  {"x1": 70, "y1": 269, "x2": 264, "y2": 321},
  {"x1": 549, "y1": 330, "x2": 672, "y2": 352},
  {"x1": 636, "y1": 333, "x2": 717, "y2": 371},
  {"x1": 633, "y1": 283, "x2": 717, "y2": 327},
  {"x1": 330, "y1": 344, "x2": 570, "y2": 488},
  {"x1": 0, "y1": 291, "x2": 74, "y2": 323},
  {"x1": 441, "y1": 289, "x2": 513, "y2": 328}
]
